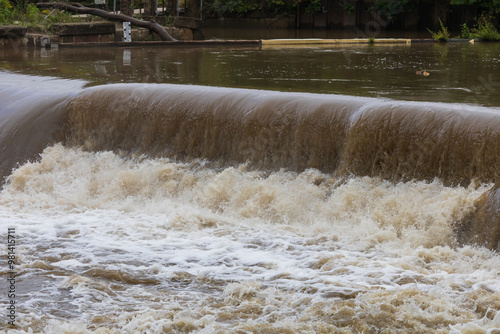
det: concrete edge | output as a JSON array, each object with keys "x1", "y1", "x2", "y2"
[
  {"x1": 260, "y1": 38, "x2": 412, "y2": 46},
  {"x1": 411, "y1": 38, "x2": 476, "y2": 43},
  {"x1": 57, "y1": 39, "x2": 261, "y2": 48}
]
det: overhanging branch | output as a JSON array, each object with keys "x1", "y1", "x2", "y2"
[{"x1": 36, "y1": 2, "x2": 178, "y2": 41}]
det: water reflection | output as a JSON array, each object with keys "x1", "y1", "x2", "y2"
[
  {"x1": 202, "y1": 26, "x2": 431, "y2": 40},
  {"x1": 1, "y1": 42, "x2": 500, "y2": 106}
]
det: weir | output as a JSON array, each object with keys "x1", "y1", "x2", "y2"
[
  {"x1": 63, "y1": 84, "x2": 500, "y2": 186},
  {"x1": 0, "y1": 80, "x2": 78, "y2": 180},
  {"x1": 1, "y1": 80, "x2": 500, "y2": 250}
]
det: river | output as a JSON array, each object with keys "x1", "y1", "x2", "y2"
[{"x1": 0, "y1": 42, "x2": 499, "y2": 333}]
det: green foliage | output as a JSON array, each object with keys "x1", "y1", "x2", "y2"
[
  {"x1": 458, "y1": 16, "x2": 500, "y2": 41},
  {"x1": 460, "y1": 23, "x2": 473, "y2": 38},
  {"x1": 164, "y1": 15, "x2": 174, "y2": 25},
  {"x1": 24, "y1": 3, "x2": 40, "y2": 23},
  {"x1": 0, "y1": 0, "x2": 13, "y2": 24},
  {"x1": 450, "y1": 0, "x2": 500, "y2": 15},
  {"x1": 0, "y1": 0, "x2": 81, "y2": 30},
  {"x1": 305, "y1": 0, "x2": 321, "y2": 14},
  {"x1": 268, "y1": 0, "x2": 297, "y2": 14},
  {"x1": 203, "y1": 0, "x2": 500, "y2": 25},
  {"x1": 204, "y1": 0, "x2": 299, "y2": 16},
  {"x1": 212, "y1": 0, "x2": 259, "y2": 15},
  {"x1": 44, "y1": 9, "x2": 80, "y2": 25},
  {"x1": 339, "y1": 0, "x2": 354, "y2": 15},
  {"x1": 472, "y1": 15, "x2": 500, "y2": 40},
  {"x1": 427, "y1": 19, "x2": 450, "y2": 41}
]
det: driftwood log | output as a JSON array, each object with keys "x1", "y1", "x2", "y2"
[{"x1": 36, "y1": 2, "x2": 178, "y2": 41}]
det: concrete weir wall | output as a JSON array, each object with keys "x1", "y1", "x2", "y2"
[
  {"x1": 114, "y1": 17, "x2": 204, "y2": 42},
  {"x1": 0, "y1": 18, "x2": 203, "y2": 48},
  {"x1": 0, "y1": 26, "x2": 28, "y2": 48},
  {"x1": 52, "y1": 22, "x2": 116, "y2": 43},
  {"x1": 0, "y1": 23, "x2": 116, "y2": 48}
]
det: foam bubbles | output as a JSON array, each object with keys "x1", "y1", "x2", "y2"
[{"x1": 1, "y1": 145, "x2": 499, "y2": 333}]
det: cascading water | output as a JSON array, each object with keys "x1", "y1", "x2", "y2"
[{"x1": 1, "y1": 72, "x2": 499, "y2": 333}]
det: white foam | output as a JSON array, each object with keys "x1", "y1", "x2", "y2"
[{"x1": 1, "y1": 145, "x2": 499, "y2": 333}]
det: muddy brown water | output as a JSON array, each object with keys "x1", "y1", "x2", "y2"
[{"x1": 0, "y1": 42, "x2": 499, "y2": 333}]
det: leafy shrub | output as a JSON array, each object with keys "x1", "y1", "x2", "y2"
[
  {"x1": 427, "y1": 19, "x2": 450, "y2": 41},
  {"x1": 0, "y1": 0, "x2": 81, "y2": 31},
  {"x1": 204, "y1": 0, "x2": 302, "y2": 17},
  {"x1": 212, "y1": 0, "x2": 259, "y2": 15},
  {"x1": 472, "y1": 15, "x2": 500, "y2": 41},
  {"x1": 0, "y1": 0, "x2": 13, "y2": 24},
  {"x1": 460, "y1": 23, "x2": 474, "y2": 38},
  {"x1": 305, "y1": 0, "x2": 321, "y2": 14},
  {"x1": 25, "y1": 3, "x2": 40, "y2": 24}
]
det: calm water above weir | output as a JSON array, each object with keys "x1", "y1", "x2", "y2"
[
  {"x1": 1, "y1": 42, "x2": 500, "y2": 333},
  {"x1": 1, "y1": 42, "x2": 500, "y2": 106}
]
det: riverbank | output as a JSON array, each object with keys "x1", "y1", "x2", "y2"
[
  {"x1": 0, "y1": 19, "x2": 204, "y2": 49},
  {"x1": 0, "y1": 28, "x2": 481, "y2": 50}
]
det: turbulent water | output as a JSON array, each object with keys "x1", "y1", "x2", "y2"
[{"x1": 1, "y1": 72, "x2": 500, "y2": 333}]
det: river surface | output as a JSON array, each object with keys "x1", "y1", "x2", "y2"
[
  {"x1": 2, "y1": 42, "x2": 500, "y2": 106},
  {"x1": 0, "y1": 42, "x2": 499, "y2": 333}
]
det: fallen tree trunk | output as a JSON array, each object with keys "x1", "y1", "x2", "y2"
[{"x1": 36, "y1": 2, "x2": 178, "y2": 41}]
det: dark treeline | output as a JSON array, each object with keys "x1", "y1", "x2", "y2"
[
  {"x1": 202, "y1": 0, "x2": 499, "y2": 31},
  {"x1": 2, "y1": 0, "x2": 499, "y2": 32}
]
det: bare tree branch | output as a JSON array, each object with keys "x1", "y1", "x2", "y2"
[{"x1": 36, "y1": 2, "x2": 178, "y2": 41}]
